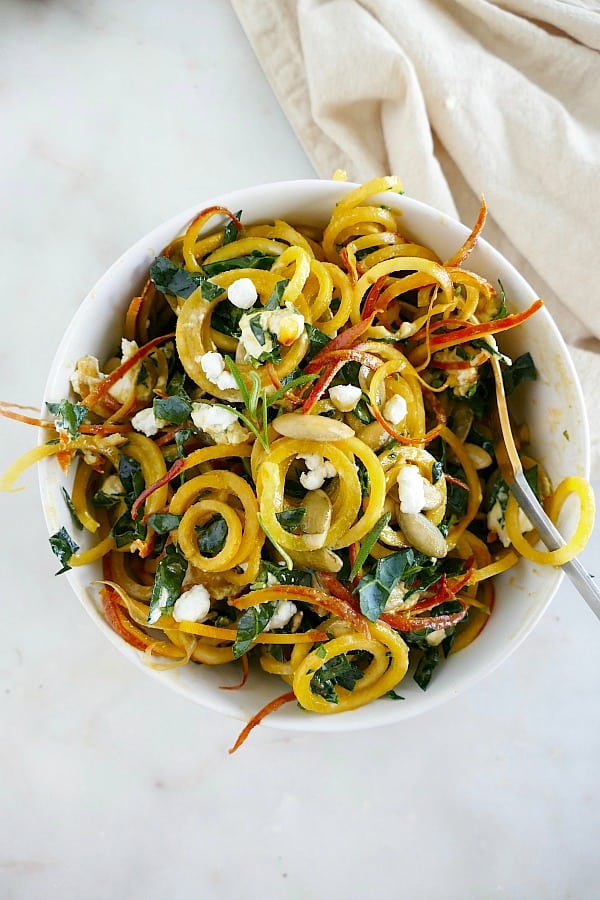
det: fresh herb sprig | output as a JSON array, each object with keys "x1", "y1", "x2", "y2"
[{"x1": 215, "y1": 358, "x2": 316, "y2": 451}]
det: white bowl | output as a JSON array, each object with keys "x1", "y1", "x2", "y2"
[{"x1": 39, "y1": 180, "x2": 590, "y2": 732}]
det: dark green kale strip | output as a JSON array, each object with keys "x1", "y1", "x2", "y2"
[
  {"x1": 147, "y1": 544, "x2": 188, "y2": 625},
  {"x1": 45, "y1": 400, "x2": 88, "y2": 438},
  {"x1": 49, "y1": 526, "x2": 79, "y2": 575},
  {"x1": 233, "y1": 602, "x2": 277, "y2": 658},
  {"x1": 195, "y1": 514, "x2": 228, "y2": 557},
  {"x1": 310, "y1": 653, "x2": 366, "y2": 703},
  {"x1": 202, "y1": 250, "x2": 276, "y2": 277},
  {"x1": 150, "y1": 256, "x2": 224, "y2": 301}
]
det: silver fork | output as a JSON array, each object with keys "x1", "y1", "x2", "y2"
[{"x1": 490, "y1": 355, "x2": 600, "y2": 620}]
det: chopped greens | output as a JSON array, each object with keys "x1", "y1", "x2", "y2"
[
  {"x1": 61, "y1": 486, "x2": 83, "y2": 531},
  {"x1": 502, "y1": 352, "x2": 537, "y2": 397},
  {"x1": 233, "y1": 602, "x2": 277, "y2": 658},
  {"x1": 413, "y1": 646, "x2": 441, "y2": 691},
  {"x1": 276, "y1": 507, "x2": 306, "y2": 533},
  {"x1": 223, "y1": 210, "x2": 242, "y2": 245},
  {"x1": 305, "y1": 323, "x2": 330, "y2": 359},
  {"x1": 118, "y1": 455, "x2": 145, "y2": 509},
  {"x1": 49, "y1": 526, "x2": 79, "y2": 575},
  {"x1": 150, "y1": 255, "x2": 224, "y2": 301},
  {"x1": 92, "y1": 488, "x2": 122, "y2": 509},
  {"x1": 147, "y1": 544, "x2": 188, "y2": 625},
  {"x1": 202, "y1": 250, "x2": 275, "y2": 277},
  {"x1": 355, "y1": 548, "x2": 415, "y2": 621},
  {"x1": 250, "y1": 560, "x2": 312, "y2": 590},
  {"x1": 146, "y1": 513, "x2": 182, "y2": 534},
  {"x1": 211, "y1": 300, "x2": 246, "y2": 339},
  {"x1": 45, "y1": 400, "x2": 88, "y2": 438},
  {"x1": 310, "y1": 653, "x2": 365, "y2": 703},
  {"x1": 196, "y1": 514, "x2": 228, "y2": 557},
  {"x1": 264, "y1": 279, "x2": 289, "y2": 311},
  {"x1": 153, "y1": 394, "x2": 192, "y2": 425}
]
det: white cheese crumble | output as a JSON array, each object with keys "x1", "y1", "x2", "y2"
[
  {"x1": 198, "y1": 351, "x2": 237, "y2": 391},
  {"x1": 191, "y1": 402, "x2": 249, "y2": 444},
  {"x1": 131, "y1": 406, "x2": 168, "y2": 437},
  {"x1": 426, "y1": 628, "x2": 447, "y2": 646},
  {"x1": 100, "y1": 474, "x2": 124, "y2": 496},
  {"x1": 238, "y1": 303, "x2": 305, "y2": 361},
  {"x1": 172, "y1": 583, "x2": 211, "y2": 623},
  {"x1": 383, "y1": 394, "x2": 408, "y2": 425},
  {"x1": 329, "y1": 384, "x2": 362, "y2": 412},
  {"x1": 227, "y1": 277, "x2": 258, "y2": 309},
  {"x1": 397, "y1": 465, "x2": 426, "y2": 514},
  {"x1": 383, "y1": 581, "x2": 422, "y2": 613},
  {"x1": 110, "y1": 339, "x2": 141, "y2": 404},
  {"x1": 269, "y1": 305, "x2": 305, "y2": 346},
  {"x1": 70, "y1": 356, "x2": 103, "y2": 398},
  {"x1": 264, "y1": 600, "x2": 297, "y2": 631},
  {"x1": 487, "y1": 499, "x2": 534, "y2": 548},
  {"x1": 298, "y1": 453, "x2": 337, "y2": 491}
]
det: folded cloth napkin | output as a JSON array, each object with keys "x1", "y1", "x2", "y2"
[{"x1": 232, "y1": 0, "x2": 600, "y2": 477}]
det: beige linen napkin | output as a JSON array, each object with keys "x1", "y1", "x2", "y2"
[{"x1": 232, "y1": 0, "x2": 600, "y2": 477}]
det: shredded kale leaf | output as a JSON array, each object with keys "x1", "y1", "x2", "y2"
[
  {"x1": 147, "y1": 544, "x2": 188, "y2": 625},
  {"x1": 310, "y1": 653, "x2": 366, "y2": 703},
  {"x1": 92, "y1": 488, "x2": 122, "y2": 509},
  {"x1": 264, "y1": 279, "x2": 289, "y2": 311},
  {"x1": 150, "y1": 256, "x2": 224, "y2": 301},
  {"x1": 153, "y1": 394, "x2": 192, "y2": 425},
  {"x1": 223, "y1": 210, "x2": 242, "y2": 246},
  {"x1": 355, "y1": 548, "x2": 415, "y2": 622},
  {"x1": 118, "y1": 455, "x2": 145, "y2": 509},
  {"x1": 233, "y1": 602, "x2": 277, "y2": 658},
  {"x1": 305, "y1": 323, "x2": 330, "y2": 360},
  {"x1": 195, "y1": 514, "x2": 228, "y2": 557},
  {"x1": 250, "y1": 560, "x2": 312, "y2": 591},
  {"x1": 146, "y1": 513, "x2": 182, "y2": 535},
  {"x1": 211, "y1": 300, "x2": 246, "y2": 339},
  {"x1": 202, "y1": 250, "x2": 276, "y2": 277},
  {"x1": 276, "y1": 507, "x2": 306, "y2": 533},
  {"x1": 49, "y1": 526, "x2": 79, "y2": 575},
  {"x1": 110, "y1": 455, "x2": 147, "y2": 548},
  {"x1": 502, "y1": 352, "x2": 538, "y2": 397},
  {"x1": 45, "y1": 400, "x2": 88, "y2": 438},
  {"x1": 61, "y1": 487, "x2": 83, "y2": 531}
]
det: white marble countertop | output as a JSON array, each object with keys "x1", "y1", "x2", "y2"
[{"x1": 1, "y1": 2, "x2": 599, "y2": 898}]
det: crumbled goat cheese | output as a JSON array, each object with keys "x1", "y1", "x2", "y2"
[
  {"x1": 397, "y1": 464, "x2": 426, "y2": 514},
  {"x1": 268, "y1": 304, "x2": 305, "y2": 346},
  {"x1": 426, "y1": 628, "x2": 447, "y2": 647},
  {"x1": 238, "y1": 303, "x2": 305, "y2": 361},
  {"x1": 298, "y1": 453, "x2": 337, "y2": 491},
  {"x1": 487, "y1": 499, "x2": 534, "y2": 548},
  {"x1": 383, "y1": 581, "x2": 422, "y2": 613},
  {"x1": 172, "y1": 583, "x2": 211, "y2": 623},
  {"x1": 329, "y1": 384, "x2": 362, "y2": 412},
  {"x1": 264, "y1": 600, "x2": 297, "y2": 631},
  {"x1": 131, "y1": 407, "x2": 167, "y2": 437},
  {"x1": 110, "y1": 339, "x2": 141, "y2": 404},
  {"x1": 100, "y1": 474, "x2": 124, "y2": 497},
  {"x1": 227, "y1": 277, "x2": 258, "y2": 309},
  {"x1": 199, "y1": 351, "x2": 237, "y2": 391},
  {"x1": 447, "y1": 367, "x2": 479, "y2": 397},
  {"x1": 191, "y1": 402, "x2": 249, "y2": 444},
  {"x1": 70, "y1": 356, "x2": 103, "y2": 398},
  {"x1": 383, "y1": 394, "x2": 408, "y2": 425}
]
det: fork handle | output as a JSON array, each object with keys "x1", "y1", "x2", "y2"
[{"x1": 512, "y1": 470, "x2": 600, "y2": 621}]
